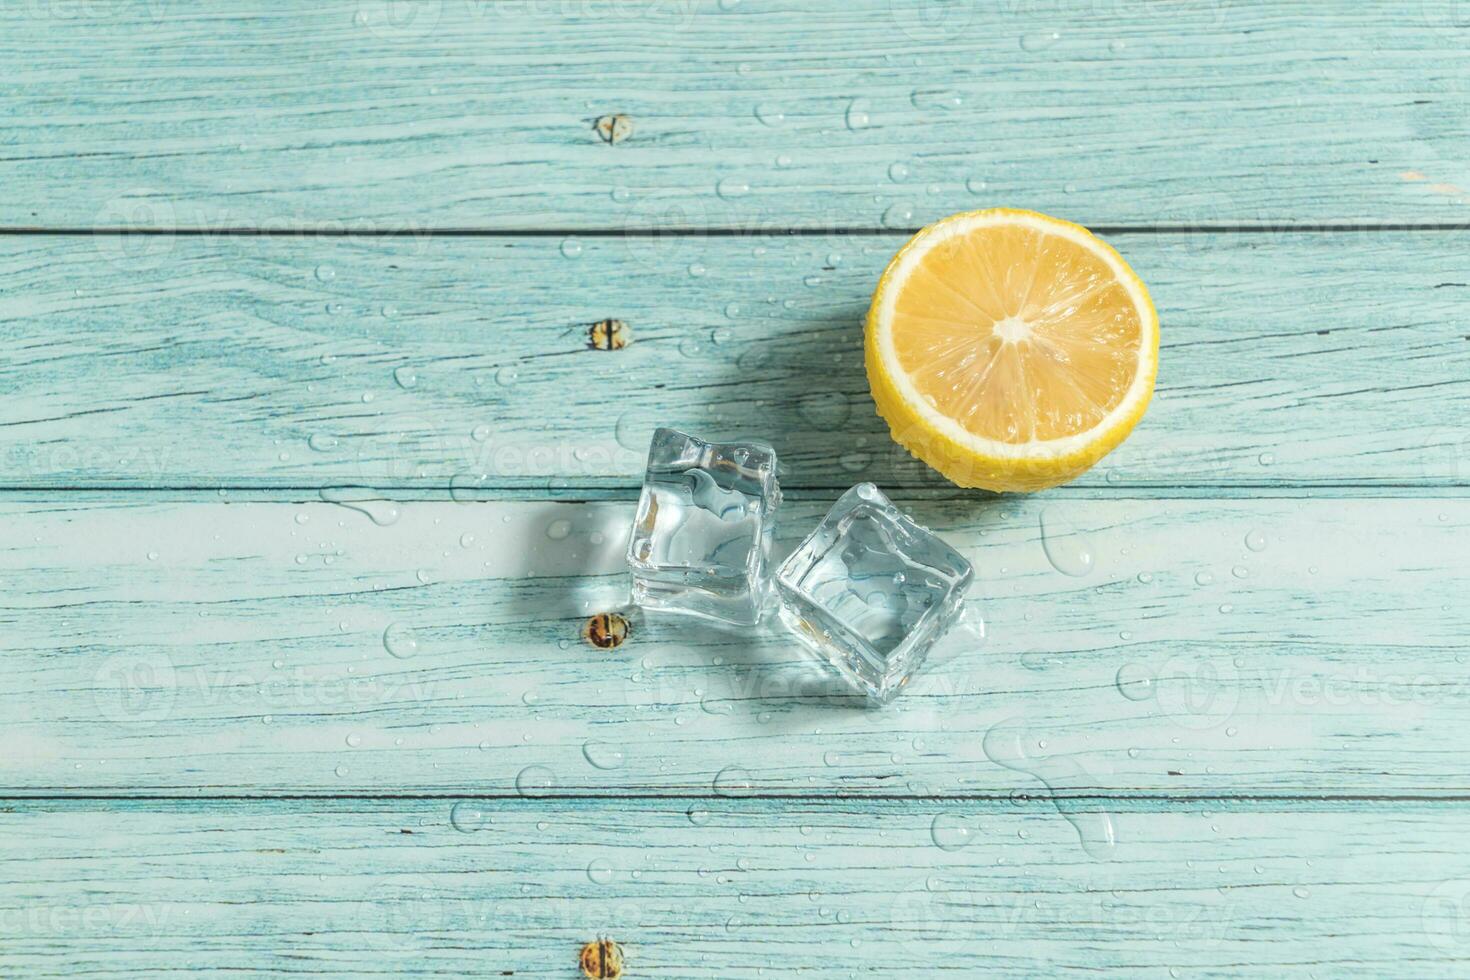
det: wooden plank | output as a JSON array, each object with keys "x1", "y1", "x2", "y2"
[
  {"x1": 2, "y1": 2, "x2": 1469, "y2": 229},
  {"x1": 2, "y1": 232, "x2": 1468, "y2": 491},
  {"x1": 3, "y1": 796, "x2": 1470, "y2": 977},
  {"x1": 2, "y1": 493, "x2": 1465, "y2": 796}
]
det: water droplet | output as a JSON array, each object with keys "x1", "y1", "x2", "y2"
[
  {"x1": 495, "y1": 365, "x2": 520, "y2": 386},
  {"x1": 586, "y1": 858, "x2": 614, "y2": 885},
  {"x1": 345, "y1": 733, "x2": 361, "y2": 748},
  {"x1": 515, "y1": 765, "x2": 556, "y2": 798},
  {"x1": 546, "y1": 519, "x2": 572, "y2": 540},
  {"x1": 615, "y1": 413, "x2": 649, "y2": 451},
  {"x1": 560, "y1": 238, "x2": 583, "y2": 259},
  {"x1": 320, "y1": 487, "x2": 400, "y2": 526},
  {"x1": 1258, "y1": 451, "x2": 1275, "y2": 466},
  {"x1": 380, "y1": 303, "x2": 399, "y2": 319},
  {"x1": 700, "y1": 691, "x2": 734, "y2": 716},
  {"x1": 716, "y1": 177, "x2": 751, "y2": 199},
  {"x1": 449, "y1": 472, "x2": 487, "y2": 502},
  {"x1": 965, "y1": 177, "x2": 988, "y2": 194},
  {"x1": 308, "y1": 433, "x2": 338, "y2": 452},
  {"x1": 383, "y1": 623, "x2": 419, "y2": 659},
  {"x1": 450, "y1": 801, "x2": 490, "y2": 832},
  {"x1": 1116, "y1": 663, "x2": 1156, "y2": 701},
  {"x1": 1109, "y1": 38, "x2": 1127, "y2": 53},
  {"x1": 1232, "y1": 565, "x2": 1249, "y2": 579},
  {"x1": 754, "y1": 104, "x2": 784, "y2": 126},
  {"x1": 610, "y1": 186, "x2": 630, "y2": 203},
  {"x1": 713, "y1": 765, "x2": 754, "y2": 797},
  {"x1": 1137, "y1": 572, "x2": 1154, "y2": 584},
  {"x1": 1218, "y1": 603, "x2": 1234, "y2": 614},
  {"x1": 688, "y1": 262, "x2": 707, "y2": 278},
  {"x1": 930, "y1": 813, "x2": 974, "y2": 851},
  {"x1": 1292, "y1": 886, "x2": 1309, "y2": 899},
  {"x1": 675, "y1": 338, "x2": 713, "y2": 366},
  {"x1": 393, "y1": 365, "x2": 417, "y2": 389},
  {"x1": 888, "y1": 162, "x2": 910, "y2": 182},
  {"x1": 882, "y1": 203, "x2": 915, "y2": 228},
  {"x1": 1244, "y1": 530, "x2": 1267, "y2": 552},
  {"x1": 314, "y1": 264, "x2": 336, "y2": 282},
  {"x1": 471, "y1": 424, "x2": 491, "y2": 442},
  {"x1": 687, "y1": 806, "x2": 711, "y2": 826},
  {"x1": 983, "y1": 719, "x2": 1117, "y2": 860},
  {"x1": 582, "y1": 740, "x2": 625, "y2": 770},
  {"x1": 798, "y1": 392, "x2": 849, "y2": 427},
  {"x1": 911, "y1": 87, "x2": 963, "y2": 110},
  {"x1": 1195, "y1": 570, "x2": 1215, "y2": 586},
  {"x1": 844, "y1": 98, "x2": 871, "y2": 130},
  {"x1": 1020, "y1": 31, "x2": 1061, "y2": 52},
  {"x1": 1039, "y1": 508, "x2": 1095, "y2": 576}
]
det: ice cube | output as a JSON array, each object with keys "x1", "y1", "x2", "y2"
[
  {"x1": 774, "y1": 483, "x2": 972, "y2": 703},
  {"x1": 627, "y1": 427, "x2": 780, "y2": 626}
]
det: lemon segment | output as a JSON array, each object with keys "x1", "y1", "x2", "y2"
[{"x1": 865, "y1": 208, "x2": 1159, "y2": 492}]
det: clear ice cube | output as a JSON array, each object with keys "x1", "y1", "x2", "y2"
[
  {"x1": 627, "y1": 427, "x2": 780, "y2": 626},
  {"x1": 774, "y1": 483, "x2": 972, "y2": 703}
]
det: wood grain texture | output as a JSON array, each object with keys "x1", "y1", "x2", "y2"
[
  {"x1": 3, "y1": 232, "x2": 1468, "y2": 491},
  {"x1": 3, "y1": 2, "x2": 1470, "y2": 229},
  {"x1": 7, "y1": 5, "x2": 1470, "y2": 973},
  {"x1": 3, "y1": 493, "x2": 1464, "y2": 795},
  {"x1": 5, "y1": 797, "x2": 1470, "y2": 977}
]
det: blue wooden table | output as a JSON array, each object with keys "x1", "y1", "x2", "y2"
[{"x1": 3, "y1": 2, "x2": 1470, "y2": 975}]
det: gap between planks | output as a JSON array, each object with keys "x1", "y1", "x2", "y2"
[
  {"x1": 8, "y1": 225, "x2": 1470, "y2": 237},
  {"x1": 11, "y1": 793, "x2": 1470, "y2": 805},
  {"x1": 3, "y1": 486, "x2": 1470, "y2": 501}
]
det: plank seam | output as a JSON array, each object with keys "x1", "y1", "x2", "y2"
[
  {"x1": 0, "y1": 484, "x2": 1464, "y2": 499},
  {"x1": 9, "y1": 793, "x2": 1470, "y2": 803},
  {"x1": 6, "y1": 225, "x2": 1470, "y2": 237}
]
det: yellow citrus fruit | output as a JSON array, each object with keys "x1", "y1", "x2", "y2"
[{"x1": 865, "y1": 208, "x2": 1158, "y2": 492}]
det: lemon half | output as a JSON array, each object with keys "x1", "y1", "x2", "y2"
[{"x1": 865, "y1": 208, "x2": 1158, "y2": 492}]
